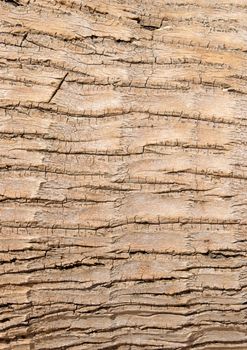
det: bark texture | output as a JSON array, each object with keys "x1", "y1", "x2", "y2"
[{"x1": 1, "y1": 0, "x2": 247, "y2": 349}]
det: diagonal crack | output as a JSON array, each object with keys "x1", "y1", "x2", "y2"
[{"x1": 48, "y1": 72, "x2": 68, "y2": 103}]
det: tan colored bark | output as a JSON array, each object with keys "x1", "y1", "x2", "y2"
[{"x1": 0, "y1": 0, "x2": 247, "y2": 349}]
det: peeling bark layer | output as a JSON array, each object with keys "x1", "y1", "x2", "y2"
[{"x1": 0, "y1": 0, "x2": 247, "y2": 349}]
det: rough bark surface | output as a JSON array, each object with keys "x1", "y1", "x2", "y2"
[{"x1": 0, "y1": 0, "x2": 247, "y2": 349}]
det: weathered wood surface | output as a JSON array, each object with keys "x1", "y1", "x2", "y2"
[{"x1": 0, "y1": 0, "x2": 247, "y2": 349}]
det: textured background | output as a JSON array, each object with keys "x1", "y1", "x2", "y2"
[{"x1": 0, "y1": 0, "x2": 247, "y2": 349}]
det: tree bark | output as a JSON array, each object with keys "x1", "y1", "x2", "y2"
[{"x1": 0, "y1": 0, "x2": 247, "y2": 349}]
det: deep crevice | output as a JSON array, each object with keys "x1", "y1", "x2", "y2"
[{"x1": 3, "y1": 0, "x2": 22, "y2": 6}]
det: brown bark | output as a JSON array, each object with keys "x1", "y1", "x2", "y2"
[{"x1": 0, "y1": 0, "x2": 247, "y2": 349}]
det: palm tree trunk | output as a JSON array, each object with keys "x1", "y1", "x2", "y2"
[{"x1": 0, "y1": 0, "x2": 247, "y2": 349}]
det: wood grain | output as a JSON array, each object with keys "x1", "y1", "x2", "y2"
[{"x1": 0, "y1": 0, "x2": 247, "y2": 349}]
